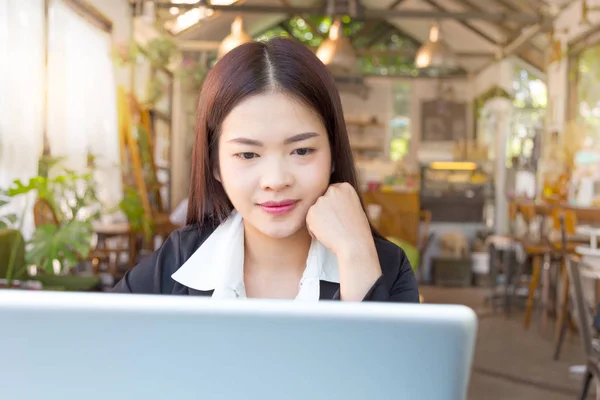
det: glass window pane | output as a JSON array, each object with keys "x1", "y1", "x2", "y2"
[{"x1": 390, "y1": 82, "x2": 411, "y2": 161}]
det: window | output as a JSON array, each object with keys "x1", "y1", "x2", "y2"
[
  {"x1": 576, "y1": 44, "x2": 600, "y2": 147},
  {"x1": 389, "y1": 82, "x2": 411, "y2": 161},
  {"x1": 46, "y1": 0, "x2": 121, "y2": 209},
  {"x1": 0, "y1": 0, "x2": 45, "y2": 236},
  {"x1": 509, "y1": 67, "x2": 546, "y2": 167},
  {"x1": 0, "y1": 0, "x2": 121, "y2": 235}
]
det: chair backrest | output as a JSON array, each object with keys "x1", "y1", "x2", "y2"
[
  {"x1": 553, "y1": 208, "x2": 577, "y2": 236},
  {"x1": 518, "y1": 204, "x2": 537, "y2": 224},
  {"x1": 566, "y1": 253, "x2": 594, "y2": 357}
]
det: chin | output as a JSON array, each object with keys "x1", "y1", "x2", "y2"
[
  {"x1": 256, "y1": 219, "x2": 305, "y2": 239},
  {"x1": 248, "y1": 209, "x2": 307, "y2": 239}
]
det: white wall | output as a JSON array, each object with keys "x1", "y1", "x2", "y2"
[{"x1": 339, "y1": 76, "x2": 470, "y2": 166}]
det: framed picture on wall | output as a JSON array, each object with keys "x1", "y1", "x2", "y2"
[{"x1": 421, "y1": 99, "x2": 467, "y2": 142}]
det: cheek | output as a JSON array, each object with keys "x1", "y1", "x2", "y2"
[
  {"x1": 218, "y1": 156, "x2": 257, "y2": 200},
  {"x1": 297, "y1": 154, "x2": 331, "y2": 195}
]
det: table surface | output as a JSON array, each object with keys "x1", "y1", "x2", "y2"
[{"x1": 92, "y1": 221, "x2": 131, "y2": 235}]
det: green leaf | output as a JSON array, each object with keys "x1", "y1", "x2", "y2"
[
  {"x1": 0, "y1": 213, "x2": 18, "y2": 230},
  {"x1": 27, "y1": 221, "x2": 93, "y2": 273}
]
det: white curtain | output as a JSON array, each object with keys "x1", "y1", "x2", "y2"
[
  {"x1": 0, "y1": 0, "x2": 45, "y2": 237},
  {"x1": 47, "y1": 0, "x2": 122, "y2": 210}
]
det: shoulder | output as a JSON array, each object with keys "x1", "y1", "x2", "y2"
[
  {"x1": 173, "y1": 223, "x2": 218, "y2": 262},
  {"x1": 373, "y1": 236, "x2": 406, "y2": 271},
  {"x1": 372, "y1": 236, "x2": 420, "y2": 302},
  {"x1": 111, "y1": 222, "x2": 218, "y2": 294}
]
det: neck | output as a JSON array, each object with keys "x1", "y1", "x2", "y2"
[{"x1": 243, "y1": 223, "x2": 312, "y2": 276}]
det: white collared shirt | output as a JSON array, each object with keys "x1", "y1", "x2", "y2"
[{"x1": 171, "y1": 211, "x2": 340, "y2": 300}]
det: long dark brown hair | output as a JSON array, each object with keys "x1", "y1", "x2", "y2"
[{"x1": 186, "y1": 38, "x2": 369, "y2": 231}]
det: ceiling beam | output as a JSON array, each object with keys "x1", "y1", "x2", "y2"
[
  {"x1": 177, "y1": 40, "x2": 221, "y2": 52},
  {"x1": 177, "y1": 39, "x2": 496, "y2": 60},
  {"x1": 364, "y1": 73, "x2": 467, "y2": 80},
  {"x1": 419, "y1": 0, "x2": 502, "y2": 45},
  {"x1": 486, "y1": 0, "x2": 521, "y2": 13},
  {"x1": 497, "y1": 23, "x2": 543, "y2": 58},
  {"x1": 447, "y1": 0, "x2": 545, "y2": 55},
  {"x1": 451, "y1": 0, "x2": 521, "y2": 35},
  {"x1": 515, "y1": 47, "x2": 545, "y2": 74},
  {"x1": 364, "y1": 24, "x2": 395, "y2": 48},
  {"x1": 418, "y1": 0, "x2": 546, "y2": 73},
  {"x1": 473, "y1": 24, "x2": 546, "y2": 75},
  {"x1": 351, "y1": 0, "x2": 407, "y2": 46},
  {"x1": 156, "y1": 3, "x2": 544, "y2": 23},
  {"x1": 356, "y1": 48, "x2": 495, "y2": 58},
  {"x1": 278, "y1": 0, "x2": 325, "y2": 39}
]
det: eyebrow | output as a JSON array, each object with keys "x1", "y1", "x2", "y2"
[{"x1": 227, "y1": 132, "x2": 320, "y2": 146}]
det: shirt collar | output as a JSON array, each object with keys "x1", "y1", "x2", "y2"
[{"x1": 171, "y1": 211, "x2": 340, "y2": 299}]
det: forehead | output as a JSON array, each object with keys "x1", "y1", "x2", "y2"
[{"x1": 220, "y1": 92, "x2": 326, "y2": 141}]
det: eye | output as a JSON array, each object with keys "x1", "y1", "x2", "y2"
[
  {"x1": 292, "y1": 148, "x2": 314, "y2": 156},
  {"x1": 236, "y1": 152, "x2": 258, "y2": 160}
]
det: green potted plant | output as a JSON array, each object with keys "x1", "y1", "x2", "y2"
[
  {"x1": 0, "y1": 189, "x2": 26, "y2": 287},
  {"x1": 6, "y1": 159, "x2": 103, "y2": 291},
  {"x1": 118, "y1": 185, "x2": 153, "y2": 242}
]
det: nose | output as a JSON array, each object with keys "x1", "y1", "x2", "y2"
[{"x1": 259, "y1": 157, "x2": 294, "y2": 191}]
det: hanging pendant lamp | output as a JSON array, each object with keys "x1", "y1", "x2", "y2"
[
  {"x1": 218, "y1": 16, "x2": 252, "y2": 59},
  {"x1": 316, "y1": 19, "x2": 357, "y2": 73},
  {"x1": 415, "y1": 24, "x2": 458, "y2": 73}
]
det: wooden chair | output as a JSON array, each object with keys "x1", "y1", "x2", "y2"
[
  {"x1": 486, "y1": 200, "x2": 521, "y2": 316},
  {"x1": 553, "y1": 209, "x2": 580, "y2": 360},
  {"x1": 518, "y1": 203, "x2": 554, "y2": 329},
  {"x1": 565, "y1": 254, "x2": 600, "y2": 400}
]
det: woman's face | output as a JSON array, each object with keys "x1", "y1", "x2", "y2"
[{"x1": 218, "y1": 91, "x2": 332, "y2": 239}]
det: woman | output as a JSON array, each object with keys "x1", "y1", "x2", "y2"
[{"x1": 113, "y1": 38, "x2": 419, "y2": 302}]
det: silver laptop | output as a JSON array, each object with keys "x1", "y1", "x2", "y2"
[{"x1": 0, "y1": 290, "x2": 477, "y2": 400}]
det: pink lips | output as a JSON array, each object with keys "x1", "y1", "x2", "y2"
[{"x1": 259, "y1": 200, "x2": 298, "y2": 215}]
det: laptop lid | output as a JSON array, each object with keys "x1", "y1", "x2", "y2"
[{"x1": 0, "y1": 290, "x2": 477, "y2": 400}]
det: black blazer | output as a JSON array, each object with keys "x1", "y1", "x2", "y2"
[{"x1": 112, "y1": 223, "x2": 420, "y2": 302}]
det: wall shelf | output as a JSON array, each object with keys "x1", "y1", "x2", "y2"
[{"x1": 346, "y1": 119, "x2": 384, "y2": 128}]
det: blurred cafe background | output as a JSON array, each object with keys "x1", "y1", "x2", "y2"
[{"x1": 4, "y1": 0, "x2": 600, "y2": 398}]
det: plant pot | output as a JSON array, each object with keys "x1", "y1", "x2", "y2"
[
  {"x1": 0, "y1": 279, "x2": 43, "y2": 290},
  {"x1": 30, "y1": 274, "x2": 101, "y2": 291},
  {"x1": 0, "y1": 229, "x2": 26, "y2": 280}
]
